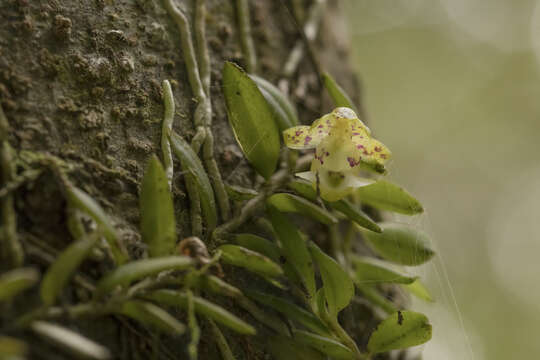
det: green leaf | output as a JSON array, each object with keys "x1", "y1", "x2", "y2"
[
  {"x1": 114, "y1": 300, "x2": 185, "y2": 335},
  {"x1": 145, "y1": 289, "x2": 256, "y2": 335},
  {"x1": 361, "y1": 223, "x2": 435, "y2": 266},
  {"x1": 266, "y1": 336, "x2": 326, "y2": 360},
  {"x1": 140, "y1": 155, "x2": 176, "y2": 257},
  {"x1": 292, "y1": 329, "x2": 355, "y2": 360},
  {"x1": 267, "y1": 206, "x2": 315, "y2": 299},
  {"x1": 218, "y1": 244, "x2": 284, "y2": 278},
  {"x1": 329, "y1": 199, "x2": 381, "y2": 233},
  {"x1": 96, "y1": 256, "x2": 194, "y2": 296},
  {"x1": 31, "y1": 321, "x2": 111, "y2": 360},
  {"x1": 225, "y1": 184, "x2": 259, "y2": 201},
  {"x1": 0, "y1": 268, "x2": 39, "y2": 302},
  {"x1": 250, "y1": 74, "x2": 299, "y2": 130},
  {"x1": 259, "y1": 86, "x2": 293, "y2": 133},
  {"x1": 367, "y1": 311, "x2": 432, "y2": 354},
  {"x1": 41, "y1": 234, "x2": 99, "y2": 306},
  {"x1": 0, "y1": 336, "x2": 27, "y2": 358},
  {"x1": 246, "y1": 290, "x2": 330, "y2": 336},
  {"x1": 222, "y1": 62, "x2": 280, "y2": 179},
  {"x1": 170, "y1": 132, "x2": 218, "y2": 231},
  {"x1": 309, "y1": 243, "x2": 354, "y2": 318},
  {"x1": 402, "y1": 279, "x2": 434, "y2": 302},
  {"x1": 322, "y1": 72, "x2": 357, "y2": 112},
  {"x1": 286, "y1": 179, "x2": 317, "y2": 201},
  {"x1": 287, "y1": 179, "x2": 380, "y2": 232},
  {"x1": 351, "y1": 255, "x2": 417, "y2": 285},
  {"x1": 66, "y1": 186, "x2": 127, "y2": 264},
  {"x1": 209, "y1": 320, "x2": 237, "y2": 360},
  {"x1": 267, "y1": 193, "x2": 337, "y2": 225},
  {"x1": 232, "y1": 233, "x2": 281, "y2": 262},
  {"x1": 232, "y1": 233, "x2": 300, "y2": 288},
  {"x1": 356, "y1": 180, "x2": 424, "y2": 215},
  {"x1": 354, "y1": 284, "x2": 397, "y2": 315}
]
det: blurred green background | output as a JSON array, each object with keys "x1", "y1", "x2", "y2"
[{"x1": 344, "y1": 0, "x2": 540, "y2": 358}]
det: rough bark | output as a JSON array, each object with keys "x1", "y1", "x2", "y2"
[{"x1": 0, "y1": 0, "x2": 395, "y2": 359}]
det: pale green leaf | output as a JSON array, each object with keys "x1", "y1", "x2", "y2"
[
  {"x1": 322, "y1": 72, "x2": 358, "y2": 112},
  {"x1": 41, "y1": 234, "x2": 99, "y2": 306},
  {"x1": 367, "y1": 311, "x2": 432, "y2": 354},
  {"x1": 351, "y1": 255, "x2": 417, "y2": 285},
  {"x1": 114, "y1": 300, "x2": 185, "y2": 335},
  {"x1": 218, "y1": 244, "x2": 284, "y2": 278},
  {"x1": 361, "y1": 223, "x2": 435, "y2": 266},
  {"x1": 329, "y1": 199, "x2": 381, "y2": 233},
  {"x1": 0, "y1": 268, "x2": 39, "y2": 302},
  {"x1": 145, "y1": 289, "x2": 256, "y2": 335},
  {"x1": 31, "y1": 321, "x2": 111, "y2": 360},
  {"x1": 232, "y1": 233, "x2": 281, "y2": 262},
  {"x1": 266, "y1": 336, "x2": 326, "y2": 360},
  {"x1": 402, "y1": 279, "x2": 434, "y2": 302},
  {"x1": 287, "y1": 179, "x2": 381, "y2": 232},
  {"x1": 140, "y1": 155, "x2": 176, "y2": 257},
  {"x1": 267, "y1": 193, "x2": 337, "y2": 225},
  {"x1": 0, "y1": 336, "x2": 27, "y2": 358},
  {"x1": 170, "y1": 132, "x2": 217, "y2": 231},
  {"x1": 96, "y1": 256, "x2": 194, "y2": 296},
  {"x1": 66, "y1": 187, "x2": 127, "y2": 264},
  {"x1": 293, "y1": 329, "x2": 355, "y2": 360},
  {"x1": 225, "y1": 184, "x2": 259, "y2": 201},
  {"x1": 355, "y1": 284, "x2": 397, "y2": 315},
  {"x1": 250, "y1": 74, "x2": 299, "y2": 130},
  {"x1": 246, "y1": 290, "x2": 330, "y2": 336},
  {"x1": 309, "y1": 243, "x2": 354, "y2": 318},
  {"x1": 267, "y1": 206, "x2": 316, "y2": 299},
  {"x1": 356, "y1": 180, "x2": 423, "y2": 215},
  {"x1": 222, "y1": 62, "x2": 280, "y2": 179}
]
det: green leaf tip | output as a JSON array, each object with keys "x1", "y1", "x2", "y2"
[
  {"x1": 145, "y1": 289, "x2": 256, "y2": 335},
  {"x1": 0, "y1": 267, "x2": 39, "y2": 302},
  {"x1": 41, "y1": 234, "x2": 99, "y2": 306},
  {"x1": 250, "y1": 74, "x2": 299, "y2": 130},
  {"x1": 140, "y1": 155, "x2": 177, "y2": 257},
  {"x1": 170, "y1": 132, "x2": 218, "y2": 231},
  {"x1": 114, "y1": 300, "x2": 186, "y2": 335},
  {"x1": 267, "y1": 193, "x2": 338, "y2": 225},
  {"x1": 292, "y1": 329, "x2": 356, "y2": 360},
  {"x1": 31, "y1": 321, "x2": 111, "y2": 360},
  {"x1": 309, "y1": 242, "x2": 354, "y2": 318},
  {"x1": 351, "y1": 255, "x2": 418, "y2": 285},
  {"x1": 356, "y1": 180, "x2": 424, "y2": 215},
  {"x1": 95, "y1": 256, "x2": 195, "y2": 297},
  {"x1": 267, "y1": 206, "x2": 316, "y2": 299},
  {"x1": 322, "y1": 71, "x2": 358, "y2": 113},
  {"x1": 66, "y1": 186, "x2": 128, "y2": 264},
  {"x1": 361, "y1": 223, "x2": 435, "y2": 266},
  {"x1": 222, "y1": 61, "x2": 280, "y2": 179},
  {"x1": 367, "y1": 310, "x2": 432, "y2": 354},
  {"x1": 218, "y1": 244, "x2": 284, "y2": 278}
]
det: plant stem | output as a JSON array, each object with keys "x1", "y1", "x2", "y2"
[
  {"x1": 208, "y1": 319, "x2": 236, "y2": 360},
  {"x1": 212, "y1": 169, "x2": 290, "y2": 242},
  {"x1": 235, "y1": 0, "x2": 257, "y2": 73},
  {"x1": 0, "y1": 104, "x2": 23, "y2": 269},
  {"x1": 161, "y1": 80, "x2": 175, "y2": 189},
  {"x1": 282, "y1": 0, "x2": 326, "y2": 78},
  {"x1": 162, "y1": 0, "x2": 231, "y2": 225}
]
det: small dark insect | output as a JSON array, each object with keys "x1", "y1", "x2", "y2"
[
  {"x1": 397, "y1": 310, "x2": 404, "y2": 325},
  {"x1": 279, "y1": 255, "x2": 286, "y2": 264}
]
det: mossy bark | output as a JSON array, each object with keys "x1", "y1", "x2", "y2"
[{"x1": 0, "y1": 1, "x2": 396, "y2": 359}]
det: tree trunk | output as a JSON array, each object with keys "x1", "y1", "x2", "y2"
[{"x1": 0, "y1": 0, "x2": 393, "y2": 359}]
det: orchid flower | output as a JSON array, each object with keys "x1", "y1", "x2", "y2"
[{"x1": 283, "y1": 107, "x2": 391, "y2": 201}]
